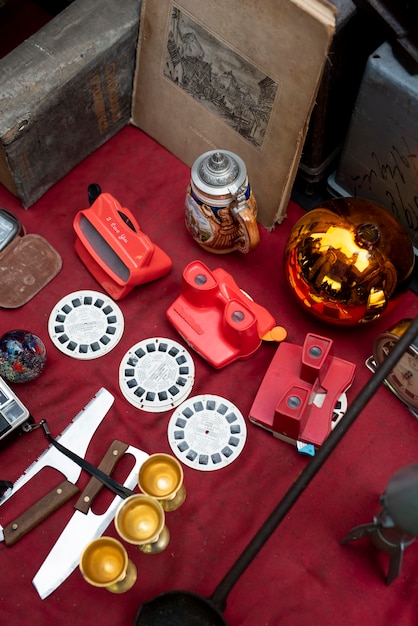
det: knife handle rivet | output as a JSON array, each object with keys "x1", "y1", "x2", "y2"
[
  {"x1": 83, "y1": 496, "x2": 91, "y2": 503},
  {"x1": 57, "y1": 488, "x2": 63, "y2": 495},
  {"x1": 112, "y1": 449, "x2": 118, "y2": 456},
  {"x1": 12, "y1": 523, "x2": 18, "y2": 531}
]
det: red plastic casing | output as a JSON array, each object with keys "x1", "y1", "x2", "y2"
[
  {"x1": 73, "y1": 193, "x2": 172, "y2": 300},
  {"x1": 249, "y1": 333, "x2": 356, "y2": 448},
  {"x1": 166, "y1": 260, "x2": 276, "y2": 368}
]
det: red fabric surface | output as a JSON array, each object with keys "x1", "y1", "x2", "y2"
[{"x1": 0, "y1": 125, "x2": 417, "y2": 626}]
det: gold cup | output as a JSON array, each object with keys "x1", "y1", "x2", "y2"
[
  {"x1": 79, "y1": 536, "x2": 137, "y2": 593},
  {"x1": 138, "y1": 453, "x2": 186, "y2": 512},
  {"x1": 115, "y1": 494, "x2": 170, "y2": 554}
]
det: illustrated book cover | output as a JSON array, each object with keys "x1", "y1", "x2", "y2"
[{"x1": 131, "y1": 0, "x2": 336, "y2": 228}]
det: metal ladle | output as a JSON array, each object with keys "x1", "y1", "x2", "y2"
[{"x1": 133, "y1": 315, "x2": 418, "y2": 625}]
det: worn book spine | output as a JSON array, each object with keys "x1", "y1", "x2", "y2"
[
  {"x1": 297, "y1": 0, "x2": 385, "y2": 194},
  {"x1": 0, "y1": 0, "x2": 141, "y2": 208}
]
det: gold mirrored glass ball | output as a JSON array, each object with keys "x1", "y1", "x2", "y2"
[{"x1": 284, "y1": 197, "x2": 415, "y2": 326}]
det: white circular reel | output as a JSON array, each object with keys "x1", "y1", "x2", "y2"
[
  {"x1": 119, "y1": 337, "x2": 195, "y2": 412},
  {"x1": 168, "y1": 394, "x2": 247, "y2": 471},
  {"x1": 48, "y1": 290, "x2": 124, "y2": 360}
]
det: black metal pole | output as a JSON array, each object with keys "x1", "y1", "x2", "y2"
[{"x1": 211, "y1": 315, "x2": 418, "y2": 611}]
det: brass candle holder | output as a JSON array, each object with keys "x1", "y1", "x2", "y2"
[
  {"x1": 115, "y1": 494, "x2": 170, "y2": 554},
  {"x1": 138, "y1": 453, "x2": 186, "y2": 512},
  {"x1": 79, "y1": 536, "x2": 137, "y2": 593}
]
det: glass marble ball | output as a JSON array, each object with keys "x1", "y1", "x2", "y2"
[
  {"x1": 284, "y1": 197, "x2": 415, "y2": 326},
  {"x1": 0, "y1": 330, "x2": 47, "y2": 383}
]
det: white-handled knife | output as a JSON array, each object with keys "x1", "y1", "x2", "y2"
[{"x1": 32, "y1": 440, "x2": 148, "y2": 599}]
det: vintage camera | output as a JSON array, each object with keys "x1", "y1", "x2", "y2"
[
  {"x1": 0, "y1": 377, "x2": 33, "y2": 446},
  {"x1": 0, "y1": 209, "x2": 22, "y2": 252}
]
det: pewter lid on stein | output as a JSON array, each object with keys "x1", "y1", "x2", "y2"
[{"x1": 191, "y1": 150, "x2": 247, "y2": 197}]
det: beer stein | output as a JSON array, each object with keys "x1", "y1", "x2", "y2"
[{"x1": 185, "y1": 150, "x2": 260, "y2": 254}]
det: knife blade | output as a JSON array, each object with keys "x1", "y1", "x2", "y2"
[
  {"x1": 0, "y1": 388, "x2": 114, "y2": 540},
  {"x1": 32, "y1": 440, "x2": 148, "y2": 599}
]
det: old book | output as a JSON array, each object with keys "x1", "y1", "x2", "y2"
[
  {"x1": 296, "y1": 0, "x2": 385, "y2": 195},
  {"x1": 0, "y1": 0, "x2": 140, "y2": 208},
  {"x1": 131, "y1": 0, "x2": 336, "y2": 228}
]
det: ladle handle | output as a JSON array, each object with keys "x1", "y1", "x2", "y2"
[{"x1": 211, "y1": 314, "x2": 418, "y2": 611}]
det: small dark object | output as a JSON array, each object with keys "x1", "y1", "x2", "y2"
[
  {"x1": 87, "y1": 183, "x2": 102, "y2": 206},
  {"x1": 0, "y1": 480, "x2": 13, "y2": 496},
  {"x1": 341, "y1": 463, "x2": 418, "y2": 584},
  {"x1": 353, "y1": 0, "x2": 418, "y2": 72},
  {"x1": 137, "y1": 591, "x2": 226, "y2": 626},
  {"x1": 134, "y1": 316, "x2": 418, "y2": 625}
]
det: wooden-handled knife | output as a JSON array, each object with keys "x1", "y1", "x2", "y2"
[
  {"x1": 73, "y1": 439, "x2": 129, "y2": 513},
  {"x1": 2, "y1": 440, "x2": 130, "y2": 546},
  {"x1": 2, "y1": 481, "x2": 80, "y2": 546},
  {"x1": 32, "y1": 440, "x2": 149, "y2": 599},
  {"x1": 0, "y1": 388, "x2": 114, "y2": 546}
]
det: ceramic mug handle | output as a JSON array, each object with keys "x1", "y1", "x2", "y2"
[{"x1": 232, "y1": 187, "x2": 260, "y2": 253}]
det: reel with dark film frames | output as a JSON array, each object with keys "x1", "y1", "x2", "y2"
[
  {"x1": 48, "y1": 290, "x2": 124, "y2": 360},
  {"x1": 167, "y1": 394, "x2": 247, "y2": 471},
  {"x1": 366, "y1": 318, "x2": 418, "y2": 419},
  {"x1": 133, "y1": 317, "x2": 418, "y2": 626},
  {"x1": 118, "y1": 337, "x2": 195, "y2": 413}
]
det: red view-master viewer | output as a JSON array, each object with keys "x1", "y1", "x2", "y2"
[
  {"x1": 166, "y1": 260, "x2": 277, "y2": 368},
  {"x1": 249, "y1": 333, "x2": 356, "y2": 451},
  {"x1": 74, "y1": 192, "x2": 172, "y2": 300}
]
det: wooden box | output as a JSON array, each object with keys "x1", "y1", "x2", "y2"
[{"x1": 0, "y1": 0, "x2": 140, "y2": 207}]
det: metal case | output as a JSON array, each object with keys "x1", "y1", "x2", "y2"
[
  {"x1": 0, "y1": 378, "x2": 32, "y2": 445},
  {"x1": 296, "y1": 0, "x2": 385, "y2": 195},
  {"x1": 329, "y1": 41, "x2": 418, "y2": 251}
]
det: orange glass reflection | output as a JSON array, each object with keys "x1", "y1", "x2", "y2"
[{"x1": 284, "y1": 198, "x2": 414, "y2": 326}]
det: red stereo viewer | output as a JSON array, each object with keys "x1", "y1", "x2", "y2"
[
  {"x1": 249, "y1": 333, "x2": 356, "y2": 451},
  {"x1": 73, "y1": 192, "x2": 172, "y2": 300},
  {"x1": 166, "y1": 260, "x2": 277, "y2": 368}
]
